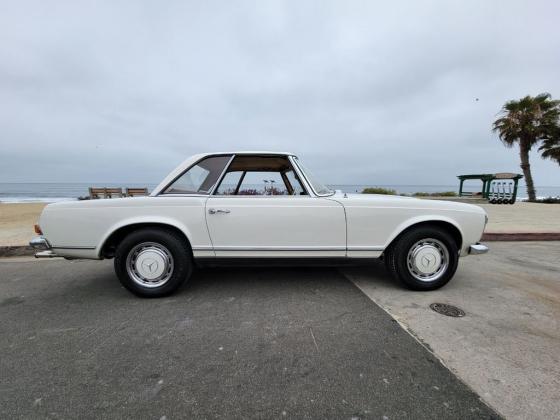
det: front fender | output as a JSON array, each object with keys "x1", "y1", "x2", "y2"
[{"x1": 383, "y1": 215, "x2": 464, "y2": 250}]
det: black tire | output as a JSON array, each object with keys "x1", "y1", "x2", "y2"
[
  {"x1": 384, "y1": 226, "x2": 459, "y2": 291},
  {"x1": 114, "y1": 228, "x2": 192, "y2": 297}
]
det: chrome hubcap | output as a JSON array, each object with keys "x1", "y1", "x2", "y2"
[
  {"x1": 407, "y1": 238, "x2": 449, "y2": 282},
  {"x1": 126, "y1": 242, "x2": 174, "y2": 288}
]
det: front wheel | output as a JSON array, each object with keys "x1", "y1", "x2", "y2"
[
  {"x1": 114, "y1": 228, "x2": 192, "y2": 297},
  {"x1": 384, "y1": 226, "x2": 459, "y2": 291}
]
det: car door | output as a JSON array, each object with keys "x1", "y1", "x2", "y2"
[{"x1": 205, "y1": 156, "x2": 346, "y2": 258}]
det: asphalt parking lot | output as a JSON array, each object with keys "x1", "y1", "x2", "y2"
[{"x1": 0, "y1": 258, "x2": 498, "y2": 419}]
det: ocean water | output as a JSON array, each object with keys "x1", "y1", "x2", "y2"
[
  {"x1": 0, "y1": 182, "x2": 559, "y2": 203},
  {"x1": 0, "y1": 183, "x2": 159, "y2": 203}
]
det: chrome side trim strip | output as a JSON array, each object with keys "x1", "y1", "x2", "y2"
[
  {"x1": 212, "y1": 246, "x2": 346, "y2": 251},
  {"x1": 193, "y1": 246, "x2": 384, "y2": 252},
  {"x1": 347, "y1": 246, "x2": 384, "y2": 251},
  {"x1": 155, "y1": 194, "x2": 210, "y2": 197},
  {"x1": 52, "y1": 246, "x2": 96, "y2": 250}
]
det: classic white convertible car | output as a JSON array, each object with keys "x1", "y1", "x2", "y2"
[{"x1": 30, "y1": 152, "x2": 488, "y2": 297}]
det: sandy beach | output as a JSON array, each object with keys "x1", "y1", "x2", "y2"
[
  {"x1": 1, "y1": 201, "x2": 559, "y2": 247},
  {"x1": 0, "y1": 203, "x2": 47, "y2": 246}
]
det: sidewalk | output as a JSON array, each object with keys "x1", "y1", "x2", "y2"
[{"x1": 478, "y1": 202, "x2": 560, "y2": 233}]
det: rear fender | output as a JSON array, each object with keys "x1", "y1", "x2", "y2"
[{"x1": 96, "y1": 216, "x2": 193, "y2": 258}]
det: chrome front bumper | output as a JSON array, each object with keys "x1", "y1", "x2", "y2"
[
  {"x1": 469, "y1": 243, "x2": 489, "y2": 255},
  {"x1": 29, "y1": 236, "x2": 58, "y2": 258}
]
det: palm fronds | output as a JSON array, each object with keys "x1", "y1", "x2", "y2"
[{"x1": 492, "y1": 93, "x2": 560, "y2": 201}]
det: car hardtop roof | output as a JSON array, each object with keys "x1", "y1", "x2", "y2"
[
  {"x1": 201, "y1": 151, "x2": 296, "y2": 157},
  {"x1": 150, "y1": 151, "x2": 298, "y2": 196}
]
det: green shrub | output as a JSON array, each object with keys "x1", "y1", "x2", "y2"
[
  {"x1": 413, "y1": 191, "x2": 457, "y2": 197},
  {"x1": 362, "y1": 187, "x2": 397, "y2": 195}
]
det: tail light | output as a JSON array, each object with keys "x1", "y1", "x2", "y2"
[{"x1": 34, "y1": 224, "x2": 43, "y2": 235}]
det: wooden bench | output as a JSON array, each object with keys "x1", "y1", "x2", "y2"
[
  {"x1": 105, "y1": 188, "x2": 123, "y2": 198},
  {"x1": 88, "y1": 187, "x2": 105, "y2": 199},
  {"x1": 126, "y1": 188, "x2": 149, "y2": 197},
  {"x1": 88, "y1": 187, "x2": 124, "y2": 199}
]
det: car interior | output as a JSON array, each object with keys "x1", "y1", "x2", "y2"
[{"x1": 215, "y1": 155, "x2": 307, "y2": 196}]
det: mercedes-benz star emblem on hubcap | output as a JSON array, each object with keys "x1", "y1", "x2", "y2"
[
  {"x1": 142, "y1": 258, "x2": 158, "y2": 273},
  {"x1": 422, "y1": 255, "x2": 435, "y2": 267}
]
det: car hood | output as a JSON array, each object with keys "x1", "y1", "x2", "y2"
[{"x1": 329, "y1": 191, "x2": 486, "y2": 214}]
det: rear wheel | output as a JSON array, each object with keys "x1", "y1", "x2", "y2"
[
  {"x1": 384, "y1": 226, "x2": 459, "y2": 291},
  {"x1": 114, "y1": 228, "x2": 192, "y2": 297}
]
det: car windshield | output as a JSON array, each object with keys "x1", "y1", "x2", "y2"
[{"x1": 294, "y1": 157, "x2": 333, "y2": 196}]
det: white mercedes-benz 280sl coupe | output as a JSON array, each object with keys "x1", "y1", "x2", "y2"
[{"x1": 30, "y1": 152, "x2": 488, "y2": 297}]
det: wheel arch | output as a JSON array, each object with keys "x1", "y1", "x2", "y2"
[
  {"x1": 384, "y1": 217, "x2": 463, "y2": 253},
  {"x1": 99, "y1": 219, "x2": 193, "y2": 259}
]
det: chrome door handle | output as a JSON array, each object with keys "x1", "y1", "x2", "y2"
[{"x1": 208, "y1": 208, "x2": 230, "y2": 214}]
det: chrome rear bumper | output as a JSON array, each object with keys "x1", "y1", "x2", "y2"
[
  {"x1": 29, "y1": 236, "x2": 58, "y2": 258},
  {"x1": 30, "y1": 236, "x2": 51, "y2": 250},
  {"x1": 469, "y1": 243, "x2": 489, "y2": 255}
]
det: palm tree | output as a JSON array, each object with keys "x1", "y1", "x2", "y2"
[
  {"x1": 540, "y1": 133, "x2": 560, "y2": 165},
  {"x1": 492, "y1": 93, "x2": 560, "y2": 201}
]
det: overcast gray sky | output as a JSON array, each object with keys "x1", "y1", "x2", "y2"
[{"x1": 1, "y1": 0, "x2": 559, "y2": 187}]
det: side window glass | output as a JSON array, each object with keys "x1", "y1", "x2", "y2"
[
  {"x1": 284, "y1": 170, "x2": 307, "y2": 195},
  {"x1": 238, "y1": 172, "x2": 288, "y2": 195},
  {"x1": 163, "y1": 155, "x2": 231, "y2": 194},
  {"x1": 215, "y1": 171, "x2": 244, "y2": 195}
]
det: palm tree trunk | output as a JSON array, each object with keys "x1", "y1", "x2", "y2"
[{"x1": 519, "y1": 142, "x2": 536, "y2": 201}]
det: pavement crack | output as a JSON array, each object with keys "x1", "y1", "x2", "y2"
[{"x1": 309, "y1": 327, "x2": 320, "y2": 353}]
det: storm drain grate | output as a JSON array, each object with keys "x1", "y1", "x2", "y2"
[{"x1": 429, "y1": 303, "x2": 465, "y2": 317}]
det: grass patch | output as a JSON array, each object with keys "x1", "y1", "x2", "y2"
[
  {"x1": 413, "y1": 191, "x2": 457, "y2": 197},
  {"x1": 362, "y1": 187, "x2": 397, "y2": 195}
]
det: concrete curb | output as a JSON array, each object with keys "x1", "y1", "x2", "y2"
[
  {"x1": 481, "y1": 232, "x2": 560, "y2": 241},
  {"x1": 0, "y1": 246, "x2": 36, "y2": 257},
  {"x1": 2, "y1": 232, "x2": 559, "y2": 258}
]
